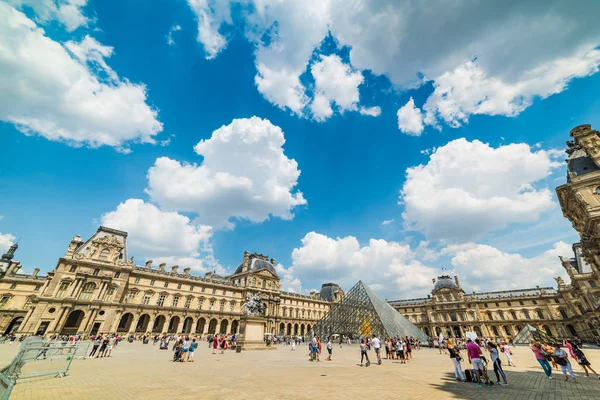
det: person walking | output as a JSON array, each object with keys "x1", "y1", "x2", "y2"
[
  {"x1": 487, "y1": 342, "x2": 508, "y2": 386},
  {"x1": 188, "y1": 338, "x2": 197, "y2": 362},
  {"x1": 326, "y1": 337, "x2": 332, "y2": 361},
  {"x1": 447, "y1": 339, "x2": 466, "y2": 382},
  {"x1": 553, "y1": 343, "x2": 576, "y2": 381},
  {"x1": 531, "y1": 341, "x2": 552, "y2": 380},
  {"x1": 212, "y1": 335, "x2": 218, "y2": 355},
  {"x1": 89, "y1": 336, "x2": 101, "y2": 358},
  {"x1": 571, "y1": 341, "x2": 600, "y2": 378},
  {"x1": 181, "y1": 336, "x2": 190, "y2": 362},
  {"x1": 502, "y1": 341, "x2": 516, "y2": 367},
  {"x1": 360, "y1": 339, "x2": 370, "y2": 367},
  {"x1": 396, "y1": 337, "x2": 405, "y2": 364},
  {"x1": 466, "y1": 338, "x2": 491, "y2": 387},
  {"x1": 372, "y1": 335, "x2": 382, "y2": 365}
]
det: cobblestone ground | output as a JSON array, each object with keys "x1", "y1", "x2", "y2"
[{"x1": 2, "y1": 341, "x2": 600, "y2": 400}]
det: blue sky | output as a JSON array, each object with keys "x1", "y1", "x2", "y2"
[{"x1": 1, "y1": 0, "x2": 600, "y2": 299}]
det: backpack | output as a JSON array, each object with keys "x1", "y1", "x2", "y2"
[{"x1": 464, "y1": 369, "x2": 474, "y2": 382}]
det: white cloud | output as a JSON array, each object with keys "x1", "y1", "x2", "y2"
[
  {"x1": 423, "y1": 51, "x2": 600, "y2": 129},
  {"x1": 0, "y1": 232, "x2": 15, "y2": 254},
  {"x1": 359, "y1": 106, "x2": 381, "y2": 117},
  {"x1": 397, "y1": 97, "x2": 424, "y2": 136},
  {"x1": 166, "y1": 24, "x2": 182, "y2": 46},
  {"x1": 8, "y1": 0, "x2": 89, "y2": 31},
  {"x1": 275, "y1": 263, "x2": 304, "y2": 294},
  {"x1": 255, "y1": 64, "x2": 309, "y2": 114},
  {"x1": 381, "y1": 219, "x2": 394, "y2": 226},
  {"x1": 0, "y1": 4, "x2": 163, "y2": 151},
  {"x1": 291, "y1": 232, "x2": 438, "y2": 298},
  {"x1": 146, "y1": 117, "x2": 306, "y2": 228},
  {"x1": 401, "y1": 138, "x2": 561, "y2": 241},
  {"x1": 309, "y1": 54, "x2": 364, "y2": 120},
  {"x1": 101, "y1": 199, "x2": 212, "y2": 257},
  {"x1": 187, "y1": 1, "x2": 600, "y2": 127},
  {"x1": 442, "y1": 241, "x2": 572, "y2": 293}
]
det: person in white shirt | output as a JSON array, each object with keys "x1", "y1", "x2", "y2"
[{"x1": 372, "y1": 335, "x2": 382, "y2": 365}]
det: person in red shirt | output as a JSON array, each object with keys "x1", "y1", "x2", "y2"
[{"x1": 466, "y1": 338, "x2": 490, "y2": 387}]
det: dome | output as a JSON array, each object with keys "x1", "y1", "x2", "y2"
[
  {"x1": 433, "y1": 275, "x2": 458, "y2": 292},
  {"x1": 233, "y1": 257, "x2": 278, "y2": 276}
]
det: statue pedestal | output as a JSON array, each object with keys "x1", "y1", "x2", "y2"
[{"x1": 237, "y1": 316, "x2": 276, "y2": 351}]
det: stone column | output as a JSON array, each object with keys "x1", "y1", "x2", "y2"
[
  {"x1": 190, "y1": 320, "x2": 197, "y2": 334},
  {"x1": 176, "y1": 317, "x2": 184, "y2": 334},
  {"x1": 81, "y1": 309, "x2": 97, "y2": 333},
  {"x1": 147, "y1": 315, "x2": 156, "y2": 334},
  {"x1": 68, "y1": 279, "x2": 82, "y2": 297},
  {"x1": 130, "y1": 314, "x2": 140, "y2": 333},
  {"x1": 110, "y1": 310, "x2": 123, "y2": 333},
  {"x1": 49, "y1": 307, "x2": 69, "y2": 334}
]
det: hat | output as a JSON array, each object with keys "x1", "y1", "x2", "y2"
[{"x1": 467, "y1": 338, "x2": 472, "y2": 342}]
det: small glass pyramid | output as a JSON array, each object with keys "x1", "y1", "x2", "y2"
[
  {"x1": 513, "y1": 324, "x2": 555, "y2": 344},
  {"x1": 313, "y1": 280, "x2": 428, "y2": 340}
]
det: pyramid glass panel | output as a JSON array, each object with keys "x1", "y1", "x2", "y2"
[
  {"x1": 513, "y1": 324, "x2": 556, "y2": 344},
  {"x1": 313, "y1": 281, "x2": 428, "y2": 340}
]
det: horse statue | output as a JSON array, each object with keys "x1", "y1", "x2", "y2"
[{"x1": 242, "y1": 293, "x2": 267, "y2": 316}]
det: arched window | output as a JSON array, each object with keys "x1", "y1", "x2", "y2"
[
  {"x1": 79, "y1": 282, "x2": 96, "y2": 300},
  {"x1": 98, "y1": 248, "x2": 110, "y2": 260},
  {"x1": 56, "y1": 281, "x2": 70, "y2": 297},
  {"x1": 104, "y1": 286, "x2": 116, "y2": 302}
]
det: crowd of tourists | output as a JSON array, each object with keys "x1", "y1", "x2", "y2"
[{"x1": 529, "y1": 338, "x2": 600, "y2": 381}]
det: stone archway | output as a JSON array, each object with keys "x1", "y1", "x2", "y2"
[
  {"x1": 136, "y1": 314, "x2": 151, "y2": 332},
  {"x1": 182, "y1": 317, "x2": 193, "y2": 334},
  {"x1": 62, "y1": 310, "x2": 85, "y2": 335},
  {"x1": 300, "y1": 324, "x2": 305, "y2": 336},
  {"x1": 4, "y1": 317, "x2": 23, "y2": 335},
  {"x1": 168, "y1": 316, "x2": 180, "y2": 333},
  {"x1": 117, "y1": 313, "x2": 134, "y2": 333},
  {"x1": 287, "y1": 323, "x2": 292, "y2": 335},
  {"x1": 294, "y1": 323, "x2": 299, "y2": 335},
  {"x1": 473, "y1": 326, "x2": 483, "y2": 338},
  {"x1": 196, "y1": 318, "x2": 206, "y2": 334},
  {"x1": 220, "y1": 319, "x2": 229, "y2": 334},
  {"x1": 231, "y1": 320, "x2": 239, "y2": 334},
  {"x1": 567, "y1": 324, "x2": 577, "y2": 336},
  {"x1": 307, "y1": 324, "x2": 312, "y2": 334},
  {"x1": 208, "y1": 318, "x2": 218, "y2": 334},
  {"x1": 152, "y1": 315, "x2": 166, "y2": 333},
  {"x1": 435, "y1": 327, "x2": 442, "y2": 336}
]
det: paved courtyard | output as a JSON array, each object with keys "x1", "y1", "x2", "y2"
[{"x1": 3, "y1": 341, "x2": 600, "y2": 400}]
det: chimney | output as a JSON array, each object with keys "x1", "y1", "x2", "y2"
[
  {"x1": 184, "y1": 267, "x2": 191, "y2": 277},
  {"x1": 270, "y1": 258, "x2": 276, "y2": 265},
  {"x1": 32, "y1": 268, "x2": 40, "y2": 277},
  {"x1": 145, "y1": 260, "x2": 153, "y2": 269},
  {"x1": 171, "y1": 265, "x2": 179, "y2": 274},
  {"x1": 159, "y1": 263, "x2": 166, "y2": 272}
]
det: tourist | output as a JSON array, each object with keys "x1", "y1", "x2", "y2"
[
  {"x1": 339, "y1": 336, "x2": 343, "y2": 348},
  {"x1": 396, "y1": 337, "x2": 405, "y2": 364},
  {"x1": 487, "y1": 342, "x2": 507, "y2": 386},
  {"x1": 530, "y1": 341, "x2": 552, "y2": 379},
  {"x1": 360, "y1": 339, "x2": 370, "y2": 367},
  {"x1": 563, "y1": 339, "x2": 576, "y2": 360},
  {"x1": 372, "y1": 335, "x2": 382, "y2": 365},
  {"x1": 188, "y1": 338, "x2": 197, "y2": 362},
  {"x1": 291, "y1": 338, "x2": 296, "y2": 351},
  {"x1": 447, "y1": 339, "x2": 465, "y2": 382},
  {"x1": 405, "y1": 336, "x2": 412, "y2": 361},
  {"x1": 89, "y1": 336, "x2": 101, "y2": 358},
  {"x1": 326, "y1": 337, "x2": 332, "y2": 361},
  {"x1": 544, "y1": 342, "x2": 558, "y2": 370},
  {"x1": 181, "y1": 336, "x2": 190, "y2": 362},
  {"x1": 173, "y1": 341, "x2": 183, "y2": 362},
  {"x1": 466, "y1": 338, "x2": 490, "y2": 387},
  {"x1": 316, "y1": 336, "x2": 322, "y2": 361},
  {"x1": 501, "y1": 341, "x2": 515, "y2": 367},
  {"x1": 384, "y1": 338, "x2": 391, "y2": 360},
  {"x1": 571, "y1": 341, "x2": 600, "y2": 378},
  {"x1": 220, "y1": 335, "x2": 227, "y2": 354},
  {"x1": 553, "y1": 343, "x2": 576, "y2": 381},
  {"x1": 105, "y1": 335, "x2": 115, "y2": 357},
  {"x1": 390, "y1": 338, "x2": 396, "y2": 360},
  {"x1": 438, "y1": 337, "x2": 447, "y2": 355},
  {"x1": 310, "y1": 335, "x2": 317, "y2": 361},
  {"x1": 212, "y1": 335, "x2": 218, "y2": 355}
]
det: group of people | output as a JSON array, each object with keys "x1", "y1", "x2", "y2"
[
  {"x1": 88, "y1": 334, "x2": 118, "y2": 358},
  {"x1": 531, "y1": 339, "x2": 599, "y2": 381}
]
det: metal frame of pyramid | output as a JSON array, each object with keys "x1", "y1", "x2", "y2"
[
  {"x1": 512, "y1": 324, "x2": 556, "y2": 345},
  {"x1": 313, "y1": 281, "x2": 428, "y2": 340}
]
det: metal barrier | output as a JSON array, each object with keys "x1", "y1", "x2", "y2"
[{"x1": 0, "y1": 338, "x2": 83, "y2": 399}]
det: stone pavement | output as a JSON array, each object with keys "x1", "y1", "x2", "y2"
[{"x1": 2, "y1": 341, "x2": 600, "y2": 400}]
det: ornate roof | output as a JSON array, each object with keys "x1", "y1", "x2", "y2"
[
  {"x1": 319, "y1": 282, "x2": 342, "y2": 301},
  {"x1": 433, "y1": 275, "x2": 458, "y2": 292},
  {"x1": 233, "y1": 253, "x2": 278, "y2": 276}
]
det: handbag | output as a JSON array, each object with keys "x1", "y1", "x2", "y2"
[{"x1": 556, "y1": 357, "x2": 568, "y2": 366}]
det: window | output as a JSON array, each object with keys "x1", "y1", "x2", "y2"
[
  {"x1": 537, "y1": 310, "x2": 544, "y2": 319},
  {"x1": 487, "y1": 311, "x2": 493, "y2": 320},
  {"x1": 577, "y1": 304, "x2": 585, "y2": 314},
  {"x1": 198, "y1": 299, "x2": 204, "y2": 310},
  {"x1": 184, "y1": 297, "x2": 191, "y2": 309},
  {"x1": 104, "y1": 286, "x2": 116, "y2": 302},
  {"x1": 523, "y1": 310, "x2": 530, "y2": 319},
  {"x1": 498, "y1": 311, "x2": 504, "y2": 320},
  {"x1": 495, "y1": 302, "x2": 499, "y2": 307},
  {"x1": 484, "y1": 303, "x2": 488, "y2": 308},
  {"x1": 190, "y1": 286, "x2": 194, "y2": 291},
  {"x1": 164, "y1": 282, "x2": 169, "y2": 288},
  {"x1": 0, "y1": 296, "x2": 9, "y2": 305},
  {"x1": 10, "y1": 283, "x2": 16, "y2": 290},
  {"x1": 142, "y1": 293, "x2": 151, "y2": 305},
  {"x1": 559, "y1": 309, "x2": 568, "y2": 319},
  {"x1": 127, "y1": 291, "x2": 136, "y2": 303},
  {"x1": 157, "y1": 294, "x2": 166, "y2": 307},
  {"x1": 506, "y1": 302, "x2": 511, "y2": 306},
  {"x1": 262, "y1": 280, "x2": 266, "y2": 289},
  {"x1": 201, "y1": 287, "x2": 206, "y2": 293},
  {"x1": 135, "y1": 277, "x2": 141, "y2": 284},
  {"x1": 114, "y1": 272, "x2": 121, "y2": 279},
  {"x1": 554, "y1": 298, "x2": 560, "y2": 304},
  {"x1": 172, "y1": 296, "x2": 180, "y2": 307},
  {"x1": 69, "y1": 265, "x2": 77, "y2": 273},
  {"x1": 519, "y1": 301, "x2": 524, "y2": 306},
  {"x1": 150, "y1": 280, "x2": 155, "y2": 286},
  {"x1": 177, "y1": 284, "x2": 182, "y2": 289},
  {"x1": 220, "y1": 301, "x2": 225, "y2": 312},
  {"x1": 492, "y1": 326, "x2": 499, "y2": 336},
  {"x1": 230, "y1": 302, "x2": 234, "y2": 312},
  {"x1": 510, "y1": 311, "x2": 517, "y2": 319},
  {"x1": 23, "y1": 297, "x2": 32, "y2": 309},
  {"x1": 34, "y1": 285, "x2": 41, "y2": 292},
  {"x1": 209, "y1": 300, "x2": 215, "y2": 310},
  {"x1": 93, "y1": 268, "x2": 100, "y2": 276},
  {"x1": 532, "y1": 300, "x2": 537, "y2": 305},
  {"x1": 57, "y1": 282, "x2": 69, "y2": 297},
  {"x1": 590, "y1": 281, "x2": 597, "y2": 288},
  {"x1": 212, "y1": 288, "x2": 216, "y2": 294},
  {"x1": 79, "y1": 282, "x2": 96, "y2": 300}
]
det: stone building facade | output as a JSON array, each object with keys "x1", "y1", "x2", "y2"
[
  {"x1": 390, "y1": 124, "x2": 600, "y2": 342},
  {"x1": 0, "y1": 226, "x2": 342, "y2": 337}
]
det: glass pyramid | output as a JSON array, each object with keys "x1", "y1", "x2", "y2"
[
  {"x1": 313, "y1": 281, "x2": 428, "y2": 340},
  {"x1": 513, "y1": 324, "x2": 555, "y2": 344}
]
